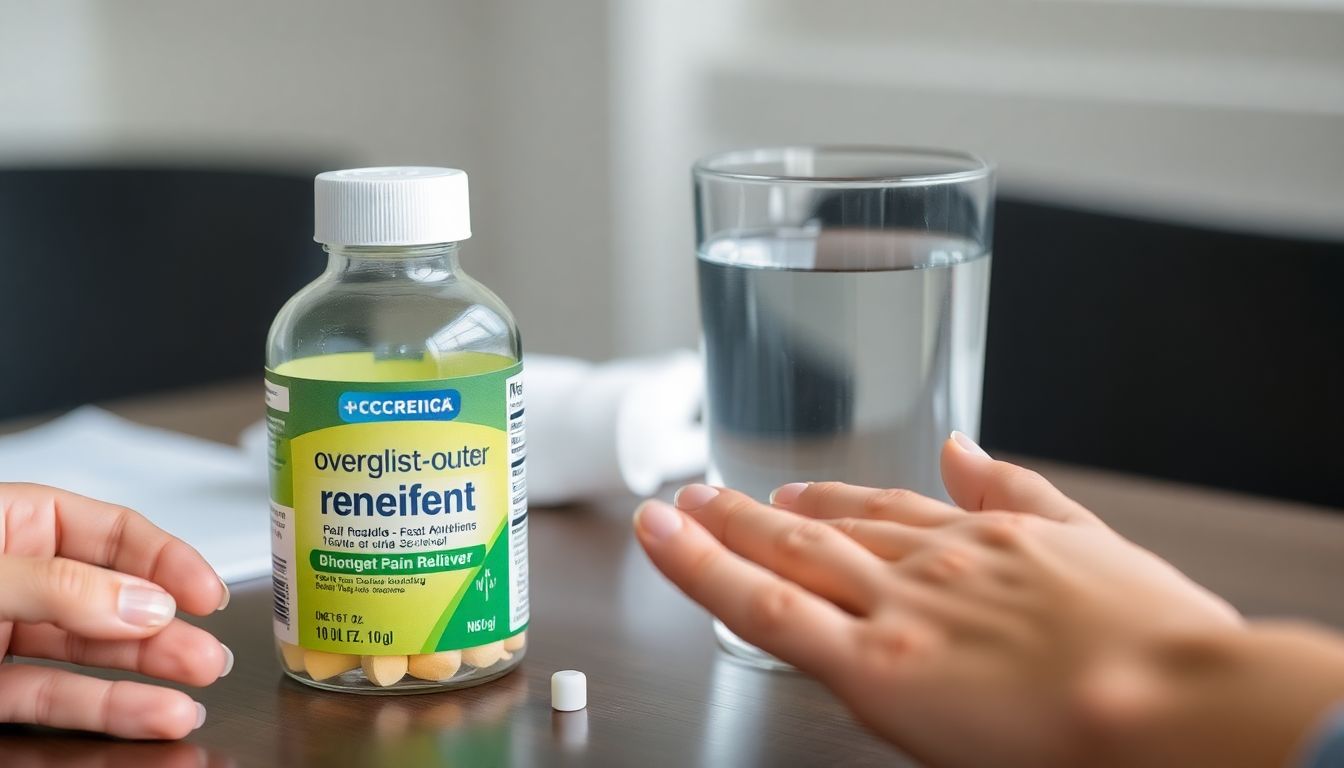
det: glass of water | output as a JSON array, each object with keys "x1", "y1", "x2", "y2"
[{"x1": 692, "y1": 146, "x2": 994, "y2": 669}]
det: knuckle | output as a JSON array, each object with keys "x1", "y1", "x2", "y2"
[
  {"x1": 97, "y1": 680, "x2": 120, "y2": 732},
  {"x1": 683, "y1": 545, "x2": 724, "y2": 598},
  {"x1": 716, "y1": 493, "x2": 759, "y2": 523},
  {"x1": 31, "y1": 671, "x2": 60, "y2": 725},
  {"x1": 715, "y1": 494, "x2": 766, "y2": 544},
  {"x1": 994, "y1": 567, "x2": 1026, "y2": 589},
  {"x1": 937, "y1": 544, "x2": 976, "y2": 572},
  {"x1": 829, "y1": 517, "x2": 861, "y2": 537},
  {"x1": 143, "y1": 538, "x2": 174, "y2": 583},
  {"x1": 101, "y1": 506, "x2": 136, "y2": 566},
  {"x1": 913, "y1": 544, "x2": 976, "y2": 582},
  {"x1": 132, "y1": 635, "x2": 153, "y2": 676},
  {"x1": 746, "y1": 583, "x2": 798, "y2": 633},
  {"x1": 63, "y1": 631, "x2": 89, "y2": 664},
  {"x1": 971, "y1": 513, "x2": 1031, "y2": 549},
  {"x1": 853, "y1": 622, "x2": 922, "y2": 675},
  {"x1": 777, "y1": 520, "x2": 832, "y2": 559},
  {"x1": 43, "y1": 557, "x2": 93, "y2": 603},
  {"x1": 1, "y1": 491, "x2": 46, "y2": 529},
  {"x1": 862, "y1": 488, "x2": 916, "y2": 518}
]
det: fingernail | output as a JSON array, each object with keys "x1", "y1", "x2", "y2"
[
  {"x1": 951, "y1": 430, "x2": 991, "y2": 459},
  {"x1": 769, "y1": 482, "x2": 809, "y2": 507},
  {"x1": 217, "y1": 579, "x2": 231, "y2": 612},
  {"x1": 194, "y1": 702, "x2": 207, "y2": 730},
  {"x1": 220, "y1": 645, "x2": 234, "y2": 677},
  {"x1": 117, "y1": 584, "x2": 176, "y2": 628},
  {"x1": 673, "y1": 483, "x2": 719, "y2": 510},
  {"x1": 635, "y1": 500, "x2": 683, "y2": 541}
]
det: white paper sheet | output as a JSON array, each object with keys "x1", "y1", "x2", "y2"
[{"x1": 0, "y1": 407, "x2": 270, "y2": 583}]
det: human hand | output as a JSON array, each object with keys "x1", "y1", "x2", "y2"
[
  {"x1": 634, "y1": 434, "x2": 1243, "y2": 767},
  {"x1": 0, "y1": 483, "x2": 231, "y2": 740}
]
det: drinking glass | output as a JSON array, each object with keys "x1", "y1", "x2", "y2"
[{"x1": 693, "y1": 146, "x2": 995, "y2": 669}]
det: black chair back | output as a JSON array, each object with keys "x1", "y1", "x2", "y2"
[
  {"x1": 0, "y1": 167, "x2": 326, "y2": 420},
  {"x1": 985, "y1": 198, "x2": 1343, "y2": 508}
]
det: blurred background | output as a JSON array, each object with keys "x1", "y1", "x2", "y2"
[{"x1": 1, "y1": 0, "x2": 1340, "y2": 506}]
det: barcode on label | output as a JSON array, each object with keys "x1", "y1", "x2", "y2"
[
  {"x1": 272, "y1": 554, "x2": 291, "y2": 628},
  {"x1": 270, "y1": 501, "x2": 298, "y2": 644}
]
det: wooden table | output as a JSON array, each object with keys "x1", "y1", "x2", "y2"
[{"x1": 1, "y1": 379, "x2": 1342, "y2": 767}]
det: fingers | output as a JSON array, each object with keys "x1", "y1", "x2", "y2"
[
  {"x1": 0, "y1": 555, "x2": 176, "y2": 640},
  {"x1": 940, "y1": 434, "x2": 1102, "y2": 526},
  {"x1": 3, "y1": 483, "x2": 227, "y2": 616},
  {"x1": 771, "y1": 481, "x2": 963, "y2": 527},
  {"x1": 9, "y1": 619, "x2": 232, "y2": 687},
  {"x1": 0, "y1": 664, "x2": 204, "y2": 739},
  {"x1": 633, "y1": 499, "x2": 861, "y2": 678},
  {"x1": 766, "y1": 482, "x2": 958, "y2": 561},
  {"x1": 672, "y1": 484, "x2": 889, "y2": 613},
  {"x1": 820, "y1": 518, "x2": 934, "y2": 561}
]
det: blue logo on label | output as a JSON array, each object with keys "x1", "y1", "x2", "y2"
[{"x1": 338, "y1": 390, "x2": 461, "y2": 423}]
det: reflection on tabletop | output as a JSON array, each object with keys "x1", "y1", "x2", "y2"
[
  {"x1": 0, "y1": 669, "x2": 533, "y2": 768},
  {"x1": 0, "y1": 729, "x2": 233, "y2": 768},
  {"x1": 275, "y1": 670, "x2": 531, "y2": 766}
]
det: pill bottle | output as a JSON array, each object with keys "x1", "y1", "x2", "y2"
[{"x1": 266, "y1": 167, "x2": 528, "y2": 693}]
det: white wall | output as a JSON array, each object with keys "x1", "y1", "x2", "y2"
[
  {"x1": 0, "y1": 0, "x2": 483, "y2": 165},
  {"x1": 0, "y1": 0, "x2": 614, "y2": 359},
  {"x1": 0, "y1": 0, "x2": 102, "y2": 156},
  {"x1": 608, "y1": 0, "x2": 1344, "y2": 354},
  {"x1": 2, "y1": 0, "x2": 1340, "y2": 360},
  {"x1": 468, "y1": 2, "x2": 614, "y2": 360}
]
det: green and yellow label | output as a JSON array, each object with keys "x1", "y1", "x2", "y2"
[{"x1": 267, "y1": 354, "x2": 528, "y2": 655}]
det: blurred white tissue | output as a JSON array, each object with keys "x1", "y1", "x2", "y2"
[
  {"x1": 0, "y1": 407, "x2": 270, "y2": 583},
  {"x1": 242, "y1": 350, "x2": 707, "y2": 506},
  {"x1": 520, "y1": 351, "x2": 705, "y2": 504}
]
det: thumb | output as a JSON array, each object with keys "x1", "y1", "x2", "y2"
[
  {"x1": 940, "y1": 432, "x2": 1102, "y2": 526},
  {"x1": 0, "y1": 556, "x2": 176, "y2": 640}
]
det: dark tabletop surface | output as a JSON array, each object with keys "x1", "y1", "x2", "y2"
[{"x1": 1, "y1": 379, "x2": 1341, "y2": 767}]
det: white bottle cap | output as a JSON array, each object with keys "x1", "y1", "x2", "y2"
[
  {"x1": 314, "y1": 166, "x2": 471, "y2": 246},
  {"x1": 551, "y1": 670, "x2": 587, "y2": 712}
]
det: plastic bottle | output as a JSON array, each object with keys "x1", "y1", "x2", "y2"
[{"x1": 266, "y1": 167, "x2": 528, "y2": 692}]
